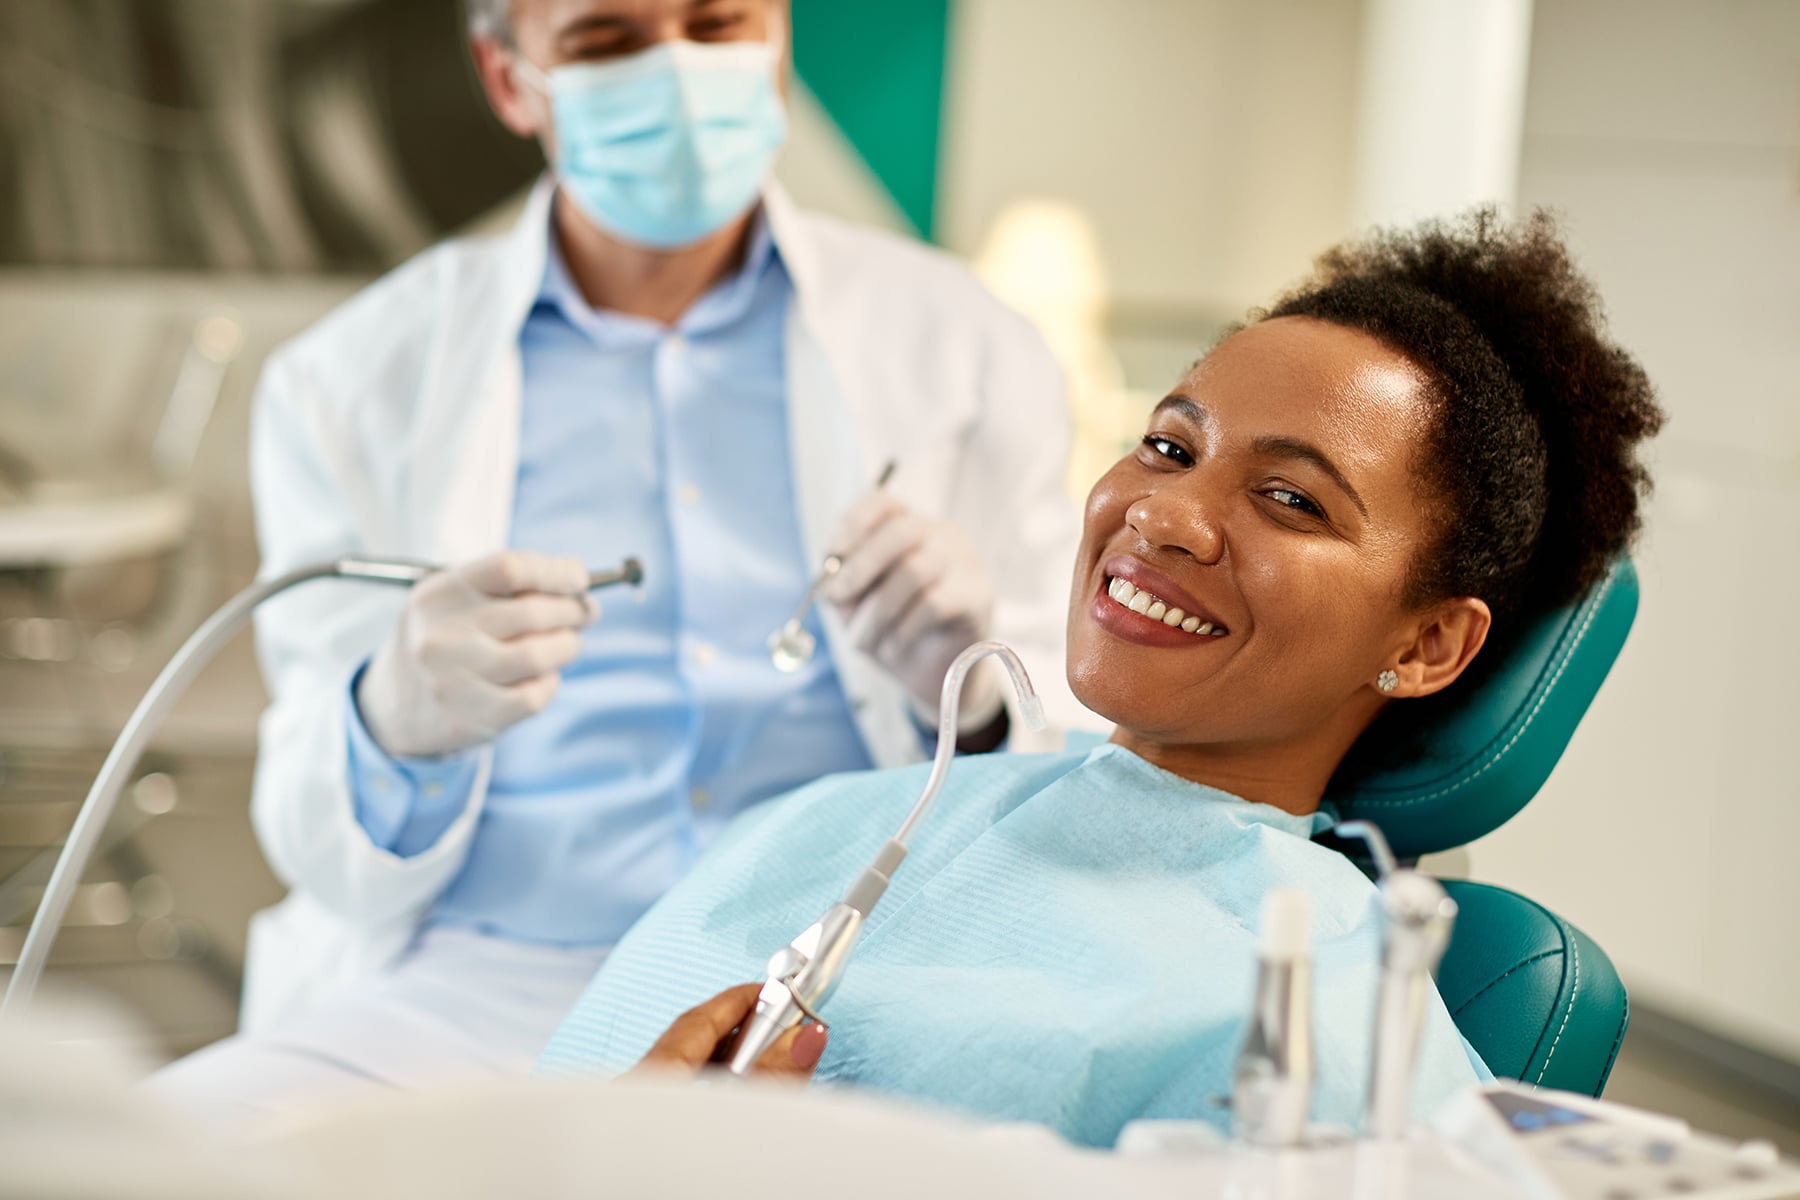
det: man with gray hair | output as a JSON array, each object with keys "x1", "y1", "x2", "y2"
[{"x1": 149, "y1": 0, "x2": 1079, "y2": 1123}]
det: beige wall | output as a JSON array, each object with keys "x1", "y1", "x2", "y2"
[{"x1": 939, "y1": 0, "x2": 1362, "y2": 322}]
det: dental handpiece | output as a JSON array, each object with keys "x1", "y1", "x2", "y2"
[
  {"x1": 1232, "y1": 888, "x2": 1317, "y2": 1147},
  {"x1": 1363, "y1": 871, "x2": 1458, "y2": 1139},
  {"x1": 1, "y1": 554, "x2": 644, "y2": 1019},
  {"x1": 725, "y1": 639, "x2": 1046, "y2": 1075},
  {"x1": 1333, "y1": 821, "x2": 1459, "y2": 1141},
  {"x1": 337, "y1": 556, "x2": 644, "y2": 592}
]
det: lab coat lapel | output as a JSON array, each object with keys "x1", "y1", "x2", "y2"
[
  {"x1": 764, "y1": 184, "x2": 923, "y2": 768},
  {"x1": 764, "y1": 186, "x2": 866, "y2": 572},
  {"x1": 423, "y1": 177, "x2": 558, "y2": 564}
]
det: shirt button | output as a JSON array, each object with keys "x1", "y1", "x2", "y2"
[
  {"x1": 373, "y1": 777, "x2": 393, "y2": 794},
  {"x1": 677, "y1": 484, "x2": 702, "y2": 507},
  {"x1": 423, "y1": 782, "x2": 444, "y2": 799},
  {"x1": 693, "y1": 642, "x2": 717, "y2": 667},
  {"x1": 666, "y1": 333, "x2": 688, "y2": 354},
  {"x1": 690, "y1": 788, "x2": 711, "y2": 810}
]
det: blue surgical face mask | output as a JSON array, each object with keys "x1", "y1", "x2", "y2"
[{"x1": 521, "y1": 39, "x2": 787, "y2": 250}]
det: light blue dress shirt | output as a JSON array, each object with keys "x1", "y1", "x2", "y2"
[{"x1": 344, "y1": 213, "x2": 875, "y2": 947}]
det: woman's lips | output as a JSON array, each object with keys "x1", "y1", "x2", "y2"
[
  {"x1": 1087, "y1": 566, "x2": 1232, "y2": 650},
  {"x1": 1100, "y1": 556, "x2": 1227, "y2": 631}
]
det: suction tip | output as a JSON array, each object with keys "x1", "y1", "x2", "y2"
[
  {"x1": 623, "y1": 557, "x2": 644, "y2": 586},
  {"x1": 1017, "y1": 691, "x2": 1047, "y2": 732}
]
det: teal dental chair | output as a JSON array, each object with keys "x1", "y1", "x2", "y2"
[{"x1": 1325, "y1": 560, "x2": 1638, "y2": 1097}]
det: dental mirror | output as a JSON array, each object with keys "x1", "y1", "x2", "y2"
[{"x1": 767, "y1": 461, "x2": 896, "y2": 672}]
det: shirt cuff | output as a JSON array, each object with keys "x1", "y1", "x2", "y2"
[{"x1": 345, "y1": 661, "x2": 481, "y2": 856}]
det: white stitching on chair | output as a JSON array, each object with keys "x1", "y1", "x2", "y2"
[
  {"x1": 1356, "y1": 570, "x2": 1616, "y2": 810},
  {"x1": 1535, "y1": 927, "x2": 1581, "y2": 1086}
]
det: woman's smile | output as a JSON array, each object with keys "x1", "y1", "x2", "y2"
[{"x1": 1090, "y1": 554, "x2": 1233, "y2": 648}]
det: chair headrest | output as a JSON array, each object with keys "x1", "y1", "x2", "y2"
[{"x1": 1327, "y1": 559, "x2": 1638, "y2": 858}]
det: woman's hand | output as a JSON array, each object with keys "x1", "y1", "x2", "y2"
[{"x1": 626, "y1": 983, "x2": 828, "y2": 1082}]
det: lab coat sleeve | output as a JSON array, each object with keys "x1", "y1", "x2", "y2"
[
  {"x1": 246, "y1": 350, "x2": 491, "y2": 927},
  {"x1": 960, "y1": 310, "x2": 1097, "y2": 744},
  {"x1": 342, "y1": 662, "x2": 482, "y2": 855}
]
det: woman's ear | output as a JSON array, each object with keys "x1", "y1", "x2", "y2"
[{"x1": 1391, "y1": 597, "x2": 1491, "y2": 698}]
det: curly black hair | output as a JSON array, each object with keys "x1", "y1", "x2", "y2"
[{"x1": 1254, "y1": 208, "x2": 1664, "y2": 769}]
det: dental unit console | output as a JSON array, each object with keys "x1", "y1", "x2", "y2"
[
  {"x1": 0, "y1": 554, "x2": 644, "y2": 1019},
  {"x1": 724, "y1": 639, "x2": 1046, "y2": 1075},
  {"x1": 1123, "y1": 820, "x2": 1800, "y2": 1198}
]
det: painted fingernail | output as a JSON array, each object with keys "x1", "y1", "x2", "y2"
[{"x1": 790, "y1": 1022, "x2": 828, "y2": 1069}]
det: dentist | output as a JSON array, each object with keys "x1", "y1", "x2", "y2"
[{"x1": 150, "y1": 0, "x2": 1078, "y2": 1123}]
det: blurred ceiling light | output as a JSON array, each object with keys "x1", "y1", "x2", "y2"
[{"x1": 974, "y1": 199, "x2": 1147, "y2": 499}]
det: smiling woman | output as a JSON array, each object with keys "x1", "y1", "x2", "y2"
[{"x1": 536, "y1": 208, "x2": 1665, "y2": 1146}]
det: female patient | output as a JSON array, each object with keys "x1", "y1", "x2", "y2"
[{"x1": 543, "y1": 210, "x2": 1664, "y2": 1146}]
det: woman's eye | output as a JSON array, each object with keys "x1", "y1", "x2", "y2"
[
  {"x1": 1264, "y1": 487, "x2": 1323, "y2": 517},
  {"x1": 1141, "y1": 434, "x2": 1192, "y2": 466}
]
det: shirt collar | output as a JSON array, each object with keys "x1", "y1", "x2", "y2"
[{"x1": 534, "y1": 203, "x2": 783, "y2": 342}]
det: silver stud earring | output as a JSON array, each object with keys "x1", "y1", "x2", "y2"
[{"x1": 1376, "y1": 669, "x2": 1399, "y2": 694}]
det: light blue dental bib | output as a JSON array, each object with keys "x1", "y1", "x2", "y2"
[{"x1": 539, "y1": 744, "x2": 1483, "y2": 1147}]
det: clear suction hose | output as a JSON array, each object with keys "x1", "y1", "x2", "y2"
[{"x1": 725, "y1": 640, "x2": 1046, "y2": 1075}]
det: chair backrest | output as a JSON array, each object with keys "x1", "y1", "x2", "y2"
[
  {"x1": 1436, "y1": 880, "x2": 1629, "y2": 1097},
  {"x1": 1327, "y1": 559, "x2": 1639, "y2": 858},
  {"x1": 1323, "y1": 560, "x2": 1640, "y2": 1092}
]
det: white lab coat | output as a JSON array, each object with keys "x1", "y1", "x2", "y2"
[{"x1": 241, "y1": 178, "x2": 1087, "y2": 1033}]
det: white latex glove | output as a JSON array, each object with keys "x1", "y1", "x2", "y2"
[
  {"x1": 356, "y1": 550, "x2": 598, "y2": 759},
  {"x1": 826, "y1": 491, "x2": 1002, "y2": 734}
]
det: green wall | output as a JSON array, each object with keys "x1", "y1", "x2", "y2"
[{"x1": 791, "y1": 0, "x2": 951, "y2": 239}]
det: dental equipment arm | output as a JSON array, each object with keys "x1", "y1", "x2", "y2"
[
  {"x1": 725, "y1": 640, "x2": 1046, "y2": 1076},
  {"x1": 0, "y1": 555, "x2": 642, "y2": 1020},
  {"x1": 1333, "y1": 820, "x2": 1459, "y2": 1141}
]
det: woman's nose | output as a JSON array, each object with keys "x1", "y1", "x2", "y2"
[{"x1": 1127, "y1": 486, "x2": 1224, "y2": 564}]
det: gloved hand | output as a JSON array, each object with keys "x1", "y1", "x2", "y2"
[
  {"x1": 825, "y1": 491, "x2": 1002, "y2": 734},
  {"x1": 356, "y1": 550, "x2": 598, "y2": 759}
]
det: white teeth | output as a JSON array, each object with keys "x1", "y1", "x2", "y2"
[{"x1": 1106, "y1": 577, "x2": 1226, "y2": 638}]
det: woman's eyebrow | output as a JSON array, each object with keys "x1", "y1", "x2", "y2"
[
  {"x1": 1251, "y1": 436, "x2": 1369, "y2": 518},
  {"x1": 1150, "y1": 394, "x2": 1214, "y2": 430}
]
